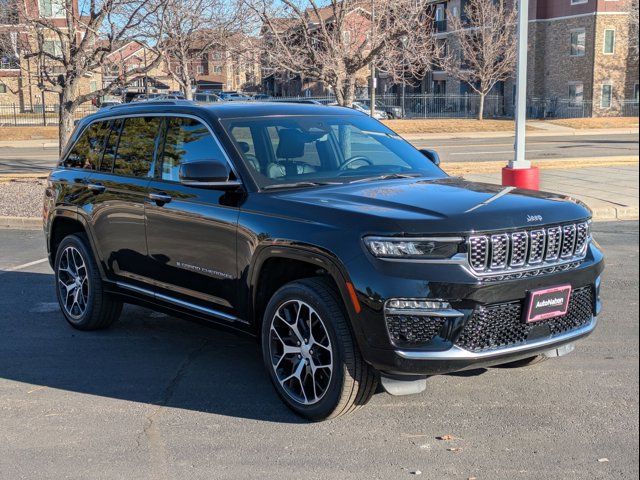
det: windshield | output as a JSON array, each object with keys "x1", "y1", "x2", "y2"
[{"x1": 221, "y1": 115, "x2": 446, "y2": 189}]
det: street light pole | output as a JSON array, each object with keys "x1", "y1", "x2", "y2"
[
  {"x1": 502, "y1": 0, "x2": 539, "y2": 190},
  {"x1": 370, "y1": 0, "x2": 376, "y2": 117},
  {"x1": 511, "y1": 0, "x2": 529, "y2": 169}
]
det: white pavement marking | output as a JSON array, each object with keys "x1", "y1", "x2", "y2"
[{"x1": 1, "y1": 257, "x2": 49, "y2": 274}]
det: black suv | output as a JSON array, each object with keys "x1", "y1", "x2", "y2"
[{"x1": 44, "y1": 101, "x2": 604, "y2": 420}]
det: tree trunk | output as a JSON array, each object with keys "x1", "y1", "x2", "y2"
[
  {"x1": 184, "y1": 78, "x2": 193, "y2": 100},
  {"x1": 58, "y1": 90, "x2": 76, "y2": 154},
  {"x1": 478, "y1": 92, "x2": 485, "y2": 121},
  {"x1": 333, "y1": 76, "x2": 356, "y2": 107}
]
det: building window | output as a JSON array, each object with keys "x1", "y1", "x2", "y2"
[
  {"x1": 601, "y1": 83, "x2": 613, "y2": 108},
  {"x1": 39, "y1": 0, "x2": 65, "y2": 18},
  {"x1": 570, "y1": 29, "x2": 586, "y2": 56},
  {"x1": 0, "y1": 0, "x2": 19, "y2": 24},
  {"x1": 634, "y1": 83, "x2": 639, "y2": 103},
  {"x1": 196, "y1": 64, "x2": 205, "y2": 75},
  {"x1": 603, "y1": 29, "x2": 615, "y2": 54},
  {"x1": 0, "y1": 32, "x2": 19, "y2": 69},
  {"x1": 43, "y1": 40, "x2": 63, "y2": 57},
  {"x1": 213, "y1": 65, "x2": 223, "y2": 75},
  {"x1": 569, "y1": 82, "x2": 584, "y2": 105},
  {"x1": 0, "y1": 82, "x2": 7, "y2": 93}
]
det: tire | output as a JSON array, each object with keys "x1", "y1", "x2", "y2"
[
  {"x1": 261, "y1": 277, "x2": 378, "y2": 421},
  {"x1": 54, "y1": 234, "x2": 122, "y2": 331},
  {"x1": 495, "y1": 355, "x2": 548, "y2": 369}
]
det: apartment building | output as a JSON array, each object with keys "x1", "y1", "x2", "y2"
[
  {"x1": 0, "y1": 0, "x2": 100, "y2": 110},
  {"x1": 426, "y1": 0, "x2": 638, "y2": 115}
]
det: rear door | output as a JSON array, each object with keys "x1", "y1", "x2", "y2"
[
  {"x1": 86, "y1": 116, "x2": 162, "y2": 283},
  {"x1": 145, "y1": 116, "x2": 241, "y2": 318}
]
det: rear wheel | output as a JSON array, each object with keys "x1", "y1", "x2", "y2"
[
  {"x1": 54, "y1": 234, "x2": 122, "y2": 330},
  {"x1": 261, "y1": 278, "x2": 377, "y2": 421}
]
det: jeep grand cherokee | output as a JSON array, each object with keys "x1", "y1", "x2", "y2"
[{"x1": 44, "y1": 101, "x2": 604, "y2": 420}]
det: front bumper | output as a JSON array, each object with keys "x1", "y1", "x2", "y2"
[
  {"x1": 365, "y1": 316, "x2": 597, "y2": 376},
  {"x1": 348, "y1": 243, "x2": 604, "y2": 377}
]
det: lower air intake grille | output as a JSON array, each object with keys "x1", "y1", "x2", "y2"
[
  {"x1": 455, "y1": 286, "x2": 594, "y2": 353},
  {"x1": 386, "y1": 315, "x2": 446, "y2": 348}
]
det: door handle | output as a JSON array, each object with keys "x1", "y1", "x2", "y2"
[
  {"x1": 86, "y1": 183, "x2": 106, "y2": 194},
  {"x1": 149, "y1": 192, "x2": 172, "y2": 204}
]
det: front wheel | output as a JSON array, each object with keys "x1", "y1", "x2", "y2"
[{"x1": 261, "y1": 278, "x2": 377, "y2": 421}]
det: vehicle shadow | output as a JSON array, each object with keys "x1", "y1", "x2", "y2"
[{"x1": 0, "y1": 271, "x2": 305, "y2": 424}]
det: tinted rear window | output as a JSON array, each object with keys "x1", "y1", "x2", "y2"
[
  {"x1": 113, "y1": 117, "x2": 161, "y2": 178},
  {"x1": 64, "y1": 121, "x2": 111, "y2": 170}
]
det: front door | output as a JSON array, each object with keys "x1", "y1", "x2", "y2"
[
  {"x1": 86, "y1": 116, "x2": 161, "y2": 283},
  {"x1": 145, "y1": 116, "x2": 241, "y2": 318}
]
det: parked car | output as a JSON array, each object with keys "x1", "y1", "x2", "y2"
[
  {"x1": 252, "y1": 94, "x2": 273, "y2": 101},
  {"x1": 351, "y1": 101, "x2": 388, "y2": 120},
  {"x1": 45, "y1": 102, "x2": 604, "y2": 420},
  {"x1": 358, "y1": 99, "x2": 404, "y2": 119},
  {"x1": 219, "y1": 92, "x2": 251, "y2": 101},
  {"x1": 194, "y1": 93, "x2": 221, "y2": 103}
]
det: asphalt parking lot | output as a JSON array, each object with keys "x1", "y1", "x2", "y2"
[{"x1": 0, "y1": 222, "x2": 638, "y2": 480}]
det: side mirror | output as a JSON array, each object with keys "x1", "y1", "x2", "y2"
[
  {"x1": 420, "y1": 148, "x2": 441, "y2": 167},
  {"x1": 179, "y1": 160, "x2": 241, "y2": 189}
]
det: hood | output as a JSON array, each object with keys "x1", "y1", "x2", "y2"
[{"x1": 273, "y1": 177, "x2": 591, "y2": 234}]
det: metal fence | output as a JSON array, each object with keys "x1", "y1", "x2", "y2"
[
  {"x1": 0, "y1": 94, "x2": 637, "y2": 127},
  {"x1": 0, "y1": 103, "x2": 98, "y2": 127},
  {"x1": 268, "y1": 93, "x2": 505, "y2": 119}
]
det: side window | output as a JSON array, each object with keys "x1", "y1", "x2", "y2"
[
  {"x1": 113, "y1": 116, "x2": 161, "y2": 178},
  {"x1": 161, "y1": 117, "x2": 227, "y2": 182},
  {"x1": 64, "y1": 121, "x2": 110, "y2": 170},
  {"x1": 99, "y1": 119, "x2": 123, "y2": 173}
]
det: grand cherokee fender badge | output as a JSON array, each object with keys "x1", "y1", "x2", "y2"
[{"x1": 176, "y1": 262, "x2": 233, "y2": 279}]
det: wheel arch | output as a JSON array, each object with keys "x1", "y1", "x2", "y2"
[
  {"x1": 47, "y1": 209, "x2": 105, "y2": 278},
  {"x1": 248, "y1": 245, "x2": 363, "y2": 340}
]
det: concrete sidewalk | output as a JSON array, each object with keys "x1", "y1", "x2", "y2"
[{"x1": 466, "y1": 163, "x2": 639, "y2": 221}]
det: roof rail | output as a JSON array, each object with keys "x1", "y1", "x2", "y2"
[{"x1": 106, "y1": 99, "x2": 194, "y2": 110}]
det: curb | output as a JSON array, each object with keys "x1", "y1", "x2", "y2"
[{"x1": 0, "y1": 216, "x2": 42, "y2": 230}]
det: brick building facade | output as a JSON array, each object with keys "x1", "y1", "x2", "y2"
[
  {"x1": 0, "y1": 0, "x2": 101, "y2": 110},
  {"x1": 426, "y1": 0, "x2": 638, "y2": 116}
]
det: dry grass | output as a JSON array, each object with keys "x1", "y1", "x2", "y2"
[
  {"x1": 382, "y1": 119, "x2": 521, "y2": 134},
  {"x1": 545, "y1": 117, "x2": 639, "y2": 130},
  {"x1": 0, "y1": 126, "x2": 58, "y2": 141},
  {"x1": 443, "y1": 156, "x2": 639, "y2": 176}
]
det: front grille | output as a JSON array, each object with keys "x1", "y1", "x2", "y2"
[
  {"x1": 468, "y1": 222, "x2": 590, "y2": 274},
  {"x1": 455, "y1": 286, "x2": 594, "y2": 353},
  {"x1": 386, "y1": 314, "x2": 446, "y2": 348}
]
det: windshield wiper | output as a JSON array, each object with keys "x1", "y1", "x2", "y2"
[
  {"x1": 349, "y1": 173, "x2": 422, "y2": 184},
  {"x1": 263, "y1": 181, "x2": 342, "y2": 191}
]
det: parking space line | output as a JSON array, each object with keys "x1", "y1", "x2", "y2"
[{"x1": 0, "y1": 257, "x2": 49, "y2": 274}]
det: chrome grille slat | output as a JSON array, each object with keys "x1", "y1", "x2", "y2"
[
  {"x1": 528, "y1": 229, "x2": 546, "y2": 264},
  {"x1": 545, "y1": 226, "x2": 562, "y2": 261},
  {"x1": 468, "y1": 222, "x2": 590, "y2": 276},
  {"x1": 561, "y1": 224, "x2": 577, "y2": 258},
  {"x1": 510, "y1": 232, "x2": 528, "y2": 267},
  {"x1": 490, "y1": 234, "x2": 510, "y2": 269}
]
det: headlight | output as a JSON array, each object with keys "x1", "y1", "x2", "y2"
[{"x1": 364, "y1": 236, "x2": 462, "y2": 259}]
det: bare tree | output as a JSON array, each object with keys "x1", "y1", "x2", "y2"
[
  {"x1": 630, "y1": 0, "x2": 639, "y2": 59},
  {"x1": 436, "y1": 0, "x2": 517, "y2": 120},
  {"x1": 153, "y1": 0, "x2": 253, "y2": 100},
  {"x1": 251, "y1": 0, "x2": 437, "y2": 106},
  {"x1": 3, "y1": 0, "x2": 168, "y2": 149}
]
